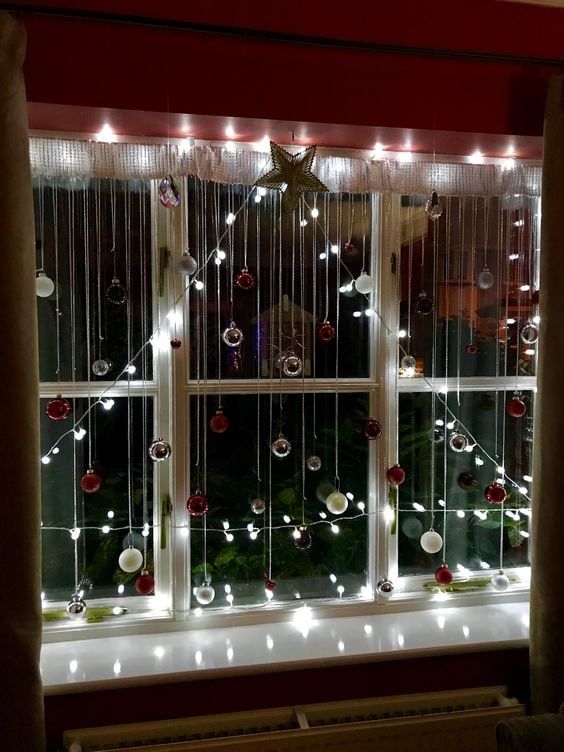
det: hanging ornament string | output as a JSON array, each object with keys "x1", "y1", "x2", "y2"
[
  {"x1": 53, "y1": 183, "x2": 62, "y2": 381},
  {"x1": 69, "y1": 185, "x2": 79, "y2": 593},
  {"x1": 469, "y1": 196, "x2": 477, "y2": 349},
  {"x1": 140, "y1": 186, "x2": 149, "y2": 568},
  {"x1": 300, "y1": 199, "x2": 307, "y2": 525},
  {"x1": 37, "y1": 176, "x2": 45, "y2": 270},
  {"x1": 126, "y1": 184, "x2": 135, "y2": 546},
  {"x1": 406, "y1": 196, "x2": 414, "y2": 350},
  {"x1": 83, "y1": 184, "x2": 93, "y2": 471},
  {"x1": 94, "y1": 182, "x2": 103, "y2": 362},
  {"x1": 456, "y1": 198, "x2": 464, "y2": 405},
  {"x1": 334, "y1": 194, "x2": 341, "y2": 493}
]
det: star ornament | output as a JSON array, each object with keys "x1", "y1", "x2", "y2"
[{"x1": 256, "y1": 142, "x2": 329, "y2": 213}]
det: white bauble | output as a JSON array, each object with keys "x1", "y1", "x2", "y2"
[
  {"x1": 354, "y1": 271, "x2": 373, "y2": 295},
  {"x1": 491, "y1": 570, "x2": 510, "y2": 591},
  {"x1": 118, "y1": 547, "x2": 143, "y2": 573},
  {"x1": 420, "y1": 529, "x2": 443, "y2": 554},
  {"x1": 36, "y1": 271, "x2": 55, "y2": 297},
  {"x1": 195, "y1": 583, "x2": 216, "y2": 605},
  {"x1": 326, "y1": 491, "x2": 348, "y2": 515}
]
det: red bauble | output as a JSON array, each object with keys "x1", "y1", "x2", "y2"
[
  {"x1": 209, "y1": 409, "x2": 229, "y2": 434},
  {"x1": 317, "y1": 320, "x2": 335, "y2": 343},
  {"x1": 364, "y1": 418, "x2": 383, "y2": 440},
  {"x1": 265, "y1": 579, "x2": 277, "y2": 591},
  {"x1": 531, "y1": 289, "x2": 540, "y2": 306},
  {"x1": 465, "y1": 343, "x2": 478, "y2": 355},
  {"x1": 187, "y1": 492, "x2": 208, "y2": 517},
  {"x1": 45, "y1": 395, "x2": 72, "y2": 421},
  {"x1": 435, "y1": 564, "x2": 453, "y2": 585},
  {"x1": 485, "y1": 481, "x2": 507, "y2": 505},
  {"x1": 170, "y1": 338, "x2": 182, "y2": 349},
  {"x1": 80, "y1": 468, "x2": 102, "y2": 493},
  {"x1": 507, "y1": 396, "x2": 526, "y2": 418},
  {"x1": 134, "y1": 570, "x2": 155, "y2": 595},
  {"x1": 344, "y1": 242, "x2": 357, "y2": 254},
  {"x1": 235, "y1": 267, "x2": 255, "y2": 290},
  {"x1": 386, "y1": 464, "x2": 406, "y2": 485}
]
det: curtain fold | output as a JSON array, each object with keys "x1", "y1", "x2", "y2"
[
  {"x1": 0, "y1": 12, "x2": 45, "y2": 751},
  {"x1": 531, "y1": 73, "x2": 564, "y2": 714}
]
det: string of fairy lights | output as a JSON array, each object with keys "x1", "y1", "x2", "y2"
[{"x1": 37, "y1": 148, "x2": 537, "y2": 620}]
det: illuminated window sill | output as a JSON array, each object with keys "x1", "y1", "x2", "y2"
[{"x1": 41, "y1": 600, "x2": 529, "y2": 696}]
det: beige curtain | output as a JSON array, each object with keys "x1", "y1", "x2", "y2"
[
  {"x1": 531, "y1": 74, "x2": 564, "y2": 714},
  {"x1": 0, "y1": 12, "x2": 45, "y2": 751}
]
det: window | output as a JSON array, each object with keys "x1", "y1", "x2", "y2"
[{"x1": 36, "y1": 151, "x2": 537, "y2": 633}]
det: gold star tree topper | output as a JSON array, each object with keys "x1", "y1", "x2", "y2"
[{"x1": 256, "y1": 142, "x2": 329, "y2": 213}]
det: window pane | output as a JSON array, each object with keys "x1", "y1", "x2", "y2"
[
  {"x1": 187, "y1": 181, "x2": 374, "y2": 381},
  {"x1": 397, "y1": 390, "x2": 532, "y2": 577},
  {"x1": 34, "y1": 178, "x2": 153, "y2": 383},
  {"x1": 398, "y1": 195, "x2": 539, "y2": 380},
  {"x1": 40, "y1": 396, "x2": 154, "y2": 602},
  {"x1": 189, "y1": 393, "x2": 369, "y2": 605}
]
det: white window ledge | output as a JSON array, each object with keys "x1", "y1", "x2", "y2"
[{"x1": 41, "y1": 600, "x2": 529, "y2": 696}]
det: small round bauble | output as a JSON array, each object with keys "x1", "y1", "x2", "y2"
[
  {"x1": 458, "y1": 471, "x2": 477, "y2": 491},
  {"x1": 36, "y1": 271, "x2": 55, "y2": 297},
  {"x1": 119, "y1": 547, "x2": 143, "y2": 573},
  {"x1": 187, "y1": 492, "x2": 208, "y2": 517},
  {"x1": 294, "y1": 525, "x2": 312, "y2": 551},
  {"x1": 235, "y1": 267, "x2": 255, "y2": 290},
  {"x1": 520, "y1": 323, "x2": 539, "y2": 345},
  {"x1": 376, "y1": 577, "x2": 394, "y2": 599},
  {"x1": 66, "y1": 593, "x2": 87, "y2": 621},
  {"x1": 386, "y1": 464, "x2": 406, "y2": 485},
  {"x1": 449, "y1": 432, "x2": 469, "y2": 452},
  {"x1": 400, "y1": 354, "x2": 416, "y2": 375},
  {"x1": 317, "y1": 320, "x2": 335, "y2": 343},
  {"x1": 106, "y1": 277, "x2": 127, "y2": 305},
  {"x1": 282, "y1": 353, "x2": 302, "y2": 378},
  {"x1": 354, "y1": 271, "x2": 373, "y2": 295},
  {"x1": 364, "y1": 418, "x2": 383, "y2": 440},
  {"x1": 195, "y1": 583, "x2": 216, "y2": 605},
  {"x1": 477, "y1": 266, "x2": 494, "y2": 290},
  {"x1": 485, "y1": 481, "x2": 506, "y2": 505},
  {"x1": 45, "y1": 395, "x2": 72, "y2": 422},
  {"x1": 306, "y1": 455, "x2": 322, "y2": 472},
  {"x1": 148, "y1": 439, "x2": 171, "y2": 462},
  {"x1": 209, "y1": 408, "x2": 229, "y2": 434},
  {"x1": 326, "y1": 491, "x2": 348, "y2": 515},
  {"x1": 92, "y1": 358, "x2": 112, "y2": 377},
  {"x1": 420, "y1": 529, "x2": 443, "y2": 554},
  {"x1": 414, "y1": 292, "x2": 433, "y2": 315},
  {"x1": 271, "y1": 435, "x2": 291, "y2": 459},
  {"x1": 435, "y1": 564, "x2": 453, "y2": 585},
  {"x1": 222, "y1": 322, "x2": 244, "y2": 348},
  {"x1": 491, "y1": 570, "x2": 510, "y2": 591},
  {"x1": 80, "y1": 468, "x2": 102, "y2": 493},
  {"x1": 170, "y1": 338, "x2": 182, "y2": 349},
  {"x1": 251, "y1": 498, "x2": 266, "y2": 515},
  {"x1": 344, "y1": 241, "x2": 357, "y2": 254},
  {"x1": 134, "y1": 570, "x2": 155, "y2": 595},
  {"x1": 175, "y1": 252, "x2": 198, "y2": 276},
  {"x1": 465, "y1": 343, "x2": 478, "y2": 355},
  {"x1": 507, "y1": 395, "x2": 526, "y2": 418},
  {"x1": 265, "y1": 579, "x2": 277, "y2": 591}
]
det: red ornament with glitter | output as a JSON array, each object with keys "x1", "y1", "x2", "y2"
[
  {"x1": 386, "y1": 464, "x2": 406, "y2": 485},
  {"x1": 235, "y1": 267, "x2": 255, "y2": 290},
  {"x1": 170, "y1": 338, "x2": 182, "y2": 349},
  {"x1": 265, "y1": 579, "x2": 277, "y2": 591},
  {"x1": 134, "y1": 570, "x2": 155, "y2": 595},
  {"x1": 209, "y1": 408, "x2": 229, "y2": 434},
  {"x1": 507, "y1": 395, "x2": 526, "y2": 418},
  {"x1": 364, "y1": 418, "x2": 383, "y2": 440},
  {"x1": 465, "y1": 343, "x2": 478, "y2": 355},
  {"x1": 80, "y1": 468, "x2": 102, "y2": 494},
  {"x1": 187, "y1": 492, "x2": 208, "y2": 517},
  {"x1": 45, "y1": 395, "x2": 72, "y2": 422},
  {"x1": 317, "y1": 320, "x2": 335, "y2": 343},
  {"x1": 485, "y1": 481, "x2": 507, "y2": 505},
  {"x1": 435, "y1": 564, "x2": 453, "y2": 585}
]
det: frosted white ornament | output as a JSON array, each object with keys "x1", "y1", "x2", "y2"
[
  {"x1": 118, "y1": 547, "x2": 143, "y2": 573},
  {"x1": 326, "y1": 491, "x2": 348, "y2": 515},
  {"x1": 195, "y1": 583, "x2": 216, "y2": 605},
  {"x1": 491, "y1": 570, "x2": 510, "y2": 591},
  {"x1": 36, "y1": 271, "x2": 55, "y2": 297},
  {"x1": 354, "y1": 271, "x2": 373, "y2": 295},
  {"x1": 420, "y1": 529, "x2": 443, "y2": 554},
  {"x1": 175, "y1": 252, "x2": 198, "y2": 276}
]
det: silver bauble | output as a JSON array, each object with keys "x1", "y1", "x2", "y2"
[
  {"x1": 92, "y1": 359, "x2": 112, "y2": 377},
  {"x1": 477, "y1": 266, "x2": 494, "y2": 290},
  {"x1": 195, "y1": 583, "x2": 216, "y2": 605},
  {"x1": 282, "y1": 353, "x2": 302, "y2": 377},
  {"x1": 66, "y1": 593, "x2": 87, "y2": 621},
  {"x1": 251, "y1": 498, "x2": 266, "y2": 515},
  {"x1": 491, "y1": 570, "x2": 510, "y2": 591},
  {"x1": 222, "y1": 322, "x2": 244, "y2": 347},
  {"x1": 376, "y1": 577, "x2": 394, "y2": 599},
  {"x1": 521, "y1": 323, "x2": 539, "y2": 345},
  {"x1": 148, "y1": 438, "x2": 172, "y2": 462},
  {"x1": 175, "y1": 252, "x2": 198, "y2": 276},
  {"x1": 271, "y1": 435, "x2": 291, "y2": 459},
  {"x1": 449, "y1": 432, "x2": 469, "y2": 452},
  {"x1": 306, "y1": 455, "x2": 322, "y2": 471}
]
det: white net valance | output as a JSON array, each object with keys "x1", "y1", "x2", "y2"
[{"x1": 29, "y1": 137, "x2": 542, "y2": 197}]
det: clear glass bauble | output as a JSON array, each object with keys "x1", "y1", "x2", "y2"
[
  {"x1": 106, "y1": 277, "x2": 127, "y2": 305},
  {"x1": 92, "y1": 358, "x2": 112, "y2": 377},
  {"x1": 195, "y1": 583, "x2": 216, "y2": 605},
  {"x1": 118, "y1": 547, "x2": 143, "y2": 573},
  {"x1": 222, "y1": 322, "x2": 244, "y2": 347},
  {"x1": 376, "y1": 577, "x2": 394, "y2": 598},
  {"x1": 175, "y1": 252, "x2": 198, "y2": 276},
  {"x1": 326, "y1": 491, "x2": 348, "y2": 515},
  {"x1": 425, "y1": 190, "x2": 443, "y2": 221},
  {"x1": 148, "y1": 438, "x2": 172, "y2": 461},
  {"x1": 306, "y1": 455, "x2": 322, "y2": 471},
  {"x1": 271, "y1": 435, "x2": 291, "y2": 459},
  {"x1": 476, "y1": 266, "x2": 494, "y2": 290},
  {"x1": 448, "y1": 432, "x2": 469, "y2": 452},
  {"x1": 354, "y1": 271, "x2": 373, "y2": 295},
  {"x1": 400, "y1": 354, "x2": 416, "y2": 376},
  {"x1": 414, "y1": 292, "x2": 433, "y2": 315},
  {"x1": 66, "y1": 593, "x2": 87, "y2": 621},
  {"x1": 36, "y1": 271, "x2": 55, "y2": 297},
  {"x1": 491, "y1": 570, "x2": 510, "y2": 591},
  {"x1": 282, "y1": 353, "x2": 302, "y2": 377},
  {"x1": 251, "y1": 498, "x2": 266, "y2": 514},
  {"x1": 294, "y1": 525, "x2": 312, "y2": 551},
  {"x1": 420, "y1": 529, "x2": 443, "y2": 554},
  {"x1": 520, "y1": 322, "x2": 539, "y2": 344}
]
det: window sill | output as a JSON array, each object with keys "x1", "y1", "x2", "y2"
[{"x1": 41, "y1": 599, "x2": 529, "y2": 696}]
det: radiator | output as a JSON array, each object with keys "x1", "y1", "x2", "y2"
[{"x1": 64, "y1": 685, "x2": 524, "y2": 752}]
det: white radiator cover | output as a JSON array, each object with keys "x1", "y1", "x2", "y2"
[{"x1": 64, "y1": 685, "x2": 524, "y2": 752}]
